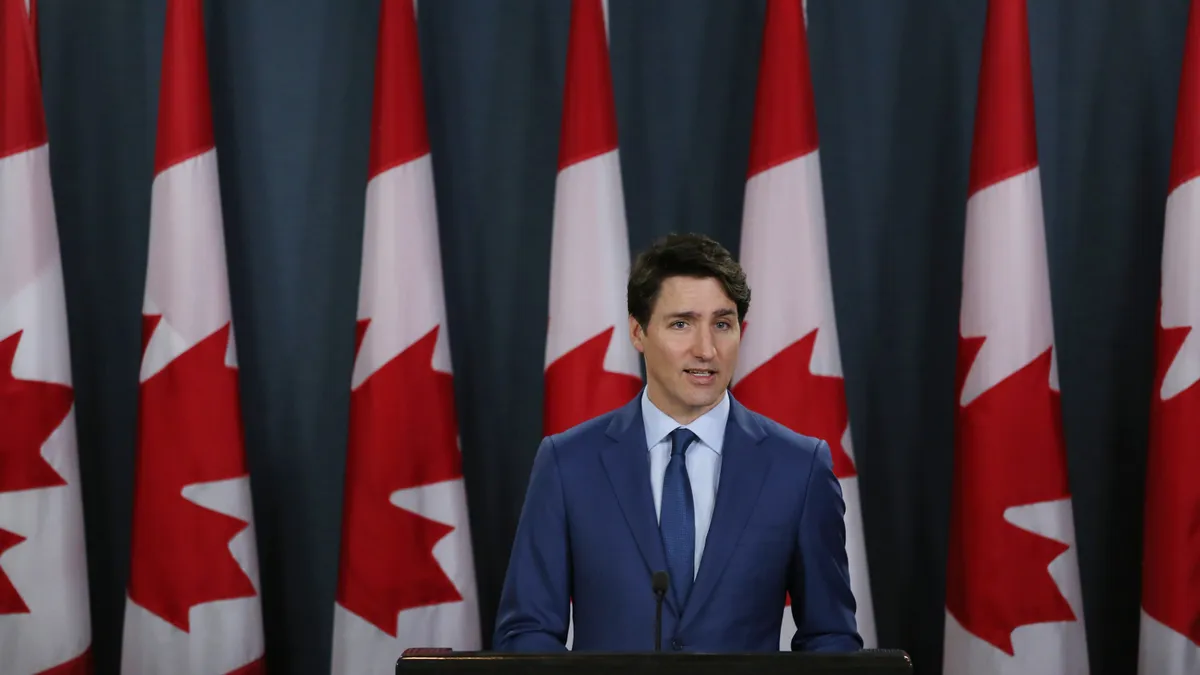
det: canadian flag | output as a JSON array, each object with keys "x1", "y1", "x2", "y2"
[
  {"x1": 0, "y1": 0, "x2": 93, "y2": 672},
  {"x1": 729, "y1": 0, "x2": 875, "y2": 651},
  {"x1": 1138, "y1": 0, "x2": 1200, "y2": 671},
  {"x1": 941, "y1": 0, "x2": 1088, "y2": 673},
  {"x1": 120, "y1": 0, "x2": 265, "y2": 672},
  {"x1": 330, "y1": 0, "x2": 481, "y2": 670},
  {"x1": 544, "y1": 0, "x2": 642, "y2": 648},
  {"x1": 543, "y1": 0, "x2": 642, "y2": 437}
]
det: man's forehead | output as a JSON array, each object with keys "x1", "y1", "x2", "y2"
[{"x1": 652, "y1": 280, "x2": 736, "y2": 315}]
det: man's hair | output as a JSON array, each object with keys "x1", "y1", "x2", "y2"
[{"x1": 627, "y1": 232, "x2": 751, "y2": 329}]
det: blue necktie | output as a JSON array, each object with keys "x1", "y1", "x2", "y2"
[{"x1": 660, "y1": 427, "x2": 698, "y2": 607}]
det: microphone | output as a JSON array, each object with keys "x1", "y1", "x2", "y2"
[{"x1": 651, "y1": 571, "x2": 669, "y2": 651}]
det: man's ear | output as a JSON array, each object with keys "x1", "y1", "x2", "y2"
[{"x1": 629, "y1": 315, "x2": 645, "y2": 354}]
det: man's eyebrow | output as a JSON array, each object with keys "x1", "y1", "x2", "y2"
[{"x1": 663, "y1": 309, "x2": 736, "y2": 320}]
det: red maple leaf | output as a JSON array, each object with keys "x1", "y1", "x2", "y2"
[
  {"x1": 0, "y1": 330, "x2": 74, "y2": 615},
  {"x1": 1142, "y1": 320, "x2": 1200, "y2": 645},
  {"x1": 0, "y1": 331, "x2": 73, "y2": 492},
  {"x1": 226, "y1": 657, "x2": 265, "y2": 675},
  {"x1": 337, "y1": 322, "x2": 466, "y2": 636},
  {"x1": 0, "y1": 528, "x2": 29, "y2": 614},
  {"x1": 37, "y1": 648, "x2": 92, "y2": 675},
  {"x1": 543, "y1": 326, "x2": 643, "y2": 436},
  {"x1": 731, "y1": 328, "x2": 855, "y2": 478},
  {"x1": 946, "y1": 336, "x2": 1075, "y2": 655},
  {"x1": 128, "y1": 317, "x2": 257, "y2": 632}
]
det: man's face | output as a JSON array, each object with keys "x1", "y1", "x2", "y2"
[{"x1": 630, "y1": 275, "x2": 741, "y2": 424}]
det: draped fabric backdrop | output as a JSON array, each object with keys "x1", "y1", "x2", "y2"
[{"x1": 30, "y1": 0, "x2": 1181, "y2": 673}]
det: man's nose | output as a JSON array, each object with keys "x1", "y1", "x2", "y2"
[{"x1": 691, "y1": 330, "x2": 716, "y2": 360}]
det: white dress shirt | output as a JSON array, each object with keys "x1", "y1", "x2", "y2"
[{"x1": 642, "y1": 388, "x2": 730, "y2": 580}]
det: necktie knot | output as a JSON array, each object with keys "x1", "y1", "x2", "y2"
[{"x1": 669, "y1": 427, "x2": 698, "y2": 458}]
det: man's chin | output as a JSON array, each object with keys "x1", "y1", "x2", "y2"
[{"x1": 682, "y1": 388, "x2": 726, "y2": 410}]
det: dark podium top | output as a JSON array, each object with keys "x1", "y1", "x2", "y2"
[{"x1": 396, "y1": 650, "x2": 913, "y2": 675}]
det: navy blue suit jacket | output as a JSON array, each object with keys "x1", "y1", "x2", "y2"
[{"x1": 493, "y1": 392, "x2": 862, "y2": 653}]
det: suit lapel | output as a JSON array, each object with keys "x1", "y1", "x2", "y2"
[
  {"x1": 599, "y1": 395, "x2": 676, "y2": 613},
  {"x1": 680, "y1": 394, "x2": 771, "y2": 628}
]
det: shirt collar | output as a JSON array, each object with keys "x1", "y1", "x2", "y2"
[{"x1": 641, "y1": 387, "x2": 730, "y2": 455}]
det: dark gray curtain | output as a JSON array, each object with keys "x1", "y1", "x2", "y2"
[{"x1": 34, "y1": 0, "x2": 1180, "y2": 673}]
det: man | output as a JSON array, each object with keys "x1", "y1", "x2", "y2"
[{"x1": 493, "y1": 233, "x2": 861, "y2": 652}]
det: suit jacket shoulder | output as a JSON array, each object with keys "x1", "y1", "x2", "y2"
[
  {"x1": 550, "y1": 406, "x2": 623, "y2": 444},
  {"x1": 738, "y1": 404, "x2": 832, "y2": 471},
  {"x1": 538, "y1": 397, "x2": 638, "y2": 472},
  {"x1": 546, "y1": 409, "x2": 620, "y2": 449}
]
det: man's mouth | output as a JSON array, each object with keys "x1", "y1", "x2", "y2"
[{"x1": 684, "y1": 369, "x2": 716, "y2": 383}]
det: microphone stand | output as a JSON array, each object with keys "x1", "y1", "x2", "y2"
[
  {"x1": 652, "y1": 571, "x2": 669, "y2": 652},
  {"x1": 654, "y1": 589, "x2": 665, "y2": 651}
]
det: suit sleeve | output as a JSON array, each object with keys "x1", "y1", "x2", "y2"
[
  {"x1": 788, "y1": 439, "x2": 864, "y2": 652},
  {"x1": 492, "y1": 436, "x2": 571, "y2": 652}
]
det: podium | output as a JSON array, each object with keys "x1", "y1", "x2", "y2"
[{"x1": 396, "y1": 649, "x2": 912, "y2": 675}]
